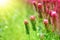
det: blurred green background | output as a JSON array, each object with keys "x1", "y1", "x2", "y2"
[{"x1": 0, "y1": 0, "x2": 37, "y2": 40}]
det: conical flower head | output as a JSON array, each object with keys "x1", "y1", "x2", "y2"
[
  {"x1": 51, "y1": 11, "x2": 57, "y2": 17},
  {"x1": 30, "y1": 15, "x2": 35, "y2": 21},
  {"x1": 38, "y1": 3, "x2": 42, "y2": 9},
  {"x1": 32, "y1": 0, "x2": 36, "y2": 6},
  {"x1": 24, "y1": 19, "x2": 28, "y2": 25},
  {"x1": 44, "y1": 19, "x2": 48, "y2": 25}
]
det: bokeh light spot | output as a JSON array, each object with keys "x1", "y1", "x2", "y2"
[{"x1": 0, "y1": 0, "x2": 10, "y2": 7}]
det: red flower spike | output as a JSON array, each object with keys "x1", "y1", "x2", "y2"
[
  {"x1": 38, "y1": 3, "x2": 42, "y2": 9},
  {"x1": 30, "y1": 15, "x2": 36, "y2": 31},
  {"x1": 51, "y1": 0, "x2": 56, "y2": 5},
  {"x1": 44, "y1": 19, "x2": 50, "y2": 32},
  {"x1": 43, "y1": 0, "x2": 46, "y2": 4},
  {"x1": 53, "y1": 7, "x2": 57, "y2": 11},
  {"x1": 43, "y1": 0, "x2": 50, "y2": 3},
  {"x1": 46, "y1": 3, "x2": 50, "y2": 8},
  {"x1": 32, "y1": 0, "x2": 37, "y2": 11},
  {"x1": 30, "y1": 16, "x2": 35, "y2": 21},
  {"x1": 51, "y1": 11, "x2": 57, "y2": 31},
  {"x1": 49, "y1": 10, "x2": 53, "y2": 17},
  {"x1": 51, "y1": 11, "x2": 57, "y2": 17},
  {"x1": 24, "y1": 20, "x2": 28, "y2": 24},
  {"x1": 46, "y1": 8, "x2": 49, "y2": 14},
  {"x1": 44, "y1": 19, "x2": 48, "y2": 25},
  {"x1": 56, "y1": 0, "x2": 60, "y2": 32},
  {"x1": 32, "y1": 1, "x2": 36, "y2": 6},
  {"x1": 24, "y1": 19, "x2": 29, "y2": 34},
  {"x1": 57, "y1": 0, "x2": 60, "y2": 6},
  {"x1": 46, "y1": 0, "x2": 50, "y2": 3}
]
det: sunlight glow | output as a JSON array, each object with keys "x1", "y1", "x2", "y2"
[{"x1": 0, "y1": 0, "x2": 10, "y2": 7}]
